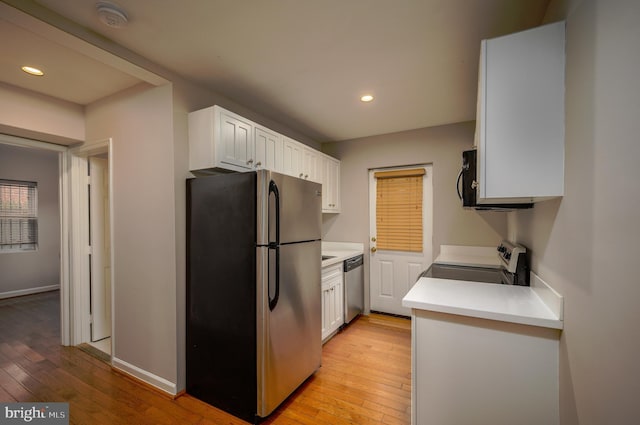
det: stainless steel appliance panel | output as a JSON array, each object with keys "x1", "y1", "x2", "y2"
[
  {"x1": 258, "y1": 240, "x2": 321, "y2": 416},
  {"x1": 344, "y1": 255, "x2": 364, "y2": 324},
  {"x1": 258, "y1": 170, "x2": 322, "y2": 245}
]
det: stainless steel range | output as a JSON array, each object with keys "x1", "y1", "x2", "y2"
[{"x1": 419, "y1": 241, "x2": 529, "y2": 286}]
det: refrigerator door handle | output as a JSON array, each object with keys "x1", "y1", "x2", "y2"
[{"x1": 268, "y1": 180, "x2": 280, "y2": 311}]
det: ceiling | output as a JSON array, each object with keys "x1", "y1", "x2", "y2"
[{"x1": 1, "y1": 0, "x2": 551, "y2": 142}]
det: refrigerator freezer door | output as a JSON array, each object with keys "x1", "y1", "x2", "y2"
[
  {"x1": 257, "y1": 240, "x2": 322, "y2": 417},
  {"x1": 257, "y1": 170, "x2": 322, "y2": 245}
]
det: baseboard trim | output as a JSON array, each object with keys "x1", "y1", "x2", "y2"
[
  {"x1": 0, "y1": 284, "x2": 59, "y2": 299},
  {"x1": 112, "y1": 356, "x2": 177, "y2": 396}
]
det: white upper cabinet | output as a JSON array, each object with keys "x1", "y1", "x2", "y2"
[
  {"x1": 282, "y1": 136, "x2": 304, "y2": 178},
  {"x1": 476, "y1": 21, "x2": 565, "y2": 203},
  {"x1": 321, "y1": 154, "x2": 340, "y2": 213},
  {"x1": 302, "y1": 146, "x2": 322, "y2": 183},
  {"x1": 255, "y1": 125, "x2": 284, "y2": 173},
  {"x1": 189, "y1": 105, "x2": 255, "y2": 173},
  {"x1": 189, "y1": 105, "x2": 341, "y2": 213}
]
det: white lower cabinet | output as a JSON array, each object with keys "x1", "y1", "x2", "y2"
[
  {"x1": 412, "y1": 309, "x2": 560, "y2": 425},
  {"x1": 321, "y1": 263, "x2": 344, "y2": 342}
]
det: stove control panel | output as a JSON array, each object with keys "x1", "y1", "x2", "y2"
[{"x1": 497, "y1": 241, "x2": 527, "y2": 274}]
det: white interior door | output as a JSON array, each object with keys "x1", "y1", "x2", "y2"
[
  {"x1": 89, "y1": 156, "x2": 111, "y2": 342},
  {"x1": 369, "y1": 165, "x2": 433, "y2": 316}
]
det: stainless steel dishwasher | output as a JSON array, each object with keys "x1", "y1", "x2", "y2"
[{"x1": 343, "y1": 255, "x2": 364, "y2": 324}]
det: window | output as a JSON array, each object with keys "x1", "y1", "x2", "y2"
[
  {"x1": 375, "y1": 168, "x2": 425, "y2": 253},
  {"x1": 0, "y1": 179, "x2": 38, "y2": 252}
]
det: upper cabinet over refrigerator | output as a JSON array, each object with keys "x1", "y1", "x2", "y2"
[
  {"x1": 188, "y1": 104, "x2": 342, "y2": 214},
  {"x1": 475, "y1": 21, "x2": 565, "y2": 205}
]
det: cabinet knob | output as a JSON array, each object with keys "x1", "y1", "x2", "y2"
[
  {"x1": 247, "y1": 159, "x2": 254, "y2": 165},
  {"x1": 305, "y1": 174, "x2": 309, "y2": 179},
  {"x1": 299, "y1": 173, "x2": 304, "y2": 178},
  {"x1": 255, "y1": 161, "x2": 262, "y2": 167}
]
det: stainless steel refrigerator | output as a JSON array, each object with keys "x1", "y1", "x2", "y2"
[{"x1": 186, "y1": 170, "x2": 322, "y2": 423}]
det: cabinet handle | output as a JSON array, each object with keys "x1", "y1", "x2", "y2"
[
  {"x1": 305, "y1": 174, "x2": 309, "y2": 179},
  {"x1": 247, "y1": 159, "x2": 254, "y2": 165},
  {"x1": 255, "y1": 161, "x2": 262, "y2": 167},
  {"x1": 299, "y1": 173, "x2": 304, "y2": 178}
]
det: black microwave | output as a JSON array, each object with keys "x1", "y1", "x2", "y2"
[{"x1": 457, "y1": 149, "x2": 532, "y2": 210}]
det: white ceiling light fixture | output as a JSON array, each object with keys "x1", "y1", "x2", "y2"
[
  {"x1": 360, "y1": 94, "x2": 374, "y2": 102},
  {"x1": 96, "y1": 1, "x2": 129, "y2": 29}
]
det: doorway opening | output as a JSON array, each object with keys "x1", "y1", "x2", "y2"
[
  {"x1": 0, "y1": 134, "x2": 67, "y2": 344},
  {"x1": 69, "y1": 140, "x2": 114, "y2": 359},
  {"x1": 368, "y1": 164, "x2": 433, "y2": 316}
]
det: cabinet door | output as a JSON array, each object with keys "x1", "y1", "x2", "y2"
[
  {"x1": 302, "y1": 147, "x2": 321, "y2": 183},
  {"x1": 218, "y1": 109, "x2": 255, "y2": 171},
  {"x1": 332, "y1": 280, "x2": 344, "y2": 330},
  {"x1": 321, "y1": 285, "x2": 332, "y2": 341},
  {"x1": 322, "y1": 264, "x2": 343, "y2": 342},
  {"x1": 322, "y1": 155, "x2": 340, "y2": 213},
  {"x1": 255, "y1": 126, "x2": 283, "y2": 172},
  {"x1": 283, "y1": 137, "x2": 304, "y2": 178},
  {"x1": 478, "y1": 21, "x2": 564, "y2": 201}
]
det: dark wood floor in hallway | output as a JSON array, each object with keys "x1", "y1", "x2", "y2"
[{"x1": 0, "y1": 291, "x2": 411, "y2": 424}]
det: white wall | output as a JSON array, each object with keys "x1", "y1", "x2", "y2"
[
  {"x1": 516, "y1": 1, "x2": 640, "y2": 423},
  {"x1": 84, "y1": 82, "x2": 179, "y2": 389},
  {"x1": 0, "y1": 143, "x2": 59, "y2": 296},
  {"x1": 322, "y1": 121, "x2": 507, "y2": 249},
  {"x1": 0, "y1": 82, "x2": 84, "y2": 145},
  {"x1": 322, "y1": 122, "x2": 508, "y2": 311}
]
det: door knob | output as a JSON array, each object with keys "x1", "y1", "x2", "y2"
[
  {"x1": 371, "y1": 247, "x2": 377, "y2": 253},
  {"x1": 371, "y1": 237, "x2": 376, "y2": 242}
]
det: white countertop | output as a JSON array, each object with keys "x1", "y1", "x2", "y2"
[
  {"x1": 403, "y1": 272, "x2": 563, "y2": 329},
  {"x1": 321, "y1": 241, "x2": 364, "y2": 267}
]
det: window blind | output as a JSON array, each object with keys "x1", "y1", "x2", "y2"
[
  {"x1": 0, "y1": 180, "x2": 38, "y2": 251},
  {"x1": 375, "y1": 168, "x2": 424, "y2": 253}
]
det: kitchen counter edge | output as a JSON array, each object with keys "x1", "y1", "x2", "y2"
[{"x1": 402, "y1": 272, "x2": 563, "y2": 330}]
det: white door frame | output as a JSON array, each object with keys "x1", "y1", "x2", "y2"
[
  {"x1": 368, "y1": 164, "x2": 433, "y2": 316},
  {"x1": 69, "y1": 139, "x2": 114, "y2": 349}
]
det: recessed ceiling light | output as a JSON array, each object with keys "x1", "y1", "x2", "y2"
[
  {"x1": 360, "y1": 94, "x2": 374, "y2": 102},
  {"x1": 21, "y1": 66, "x2": 44, "y2": 76}
]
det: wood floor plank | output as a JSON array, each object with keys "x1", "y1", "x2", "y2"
[{"x1": 0, "y1": 292, "x2": 412, "y2": 424}]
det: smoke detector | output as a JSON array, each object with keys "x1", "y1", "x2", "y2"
[{"x1": 96, "y1": 2, "x2": 128, "y2": 28}]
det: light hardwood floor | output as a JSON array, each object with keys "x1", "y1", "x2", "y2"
[{"x1": 0, "y1": 291, "x2": 411, "y2": 424}]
